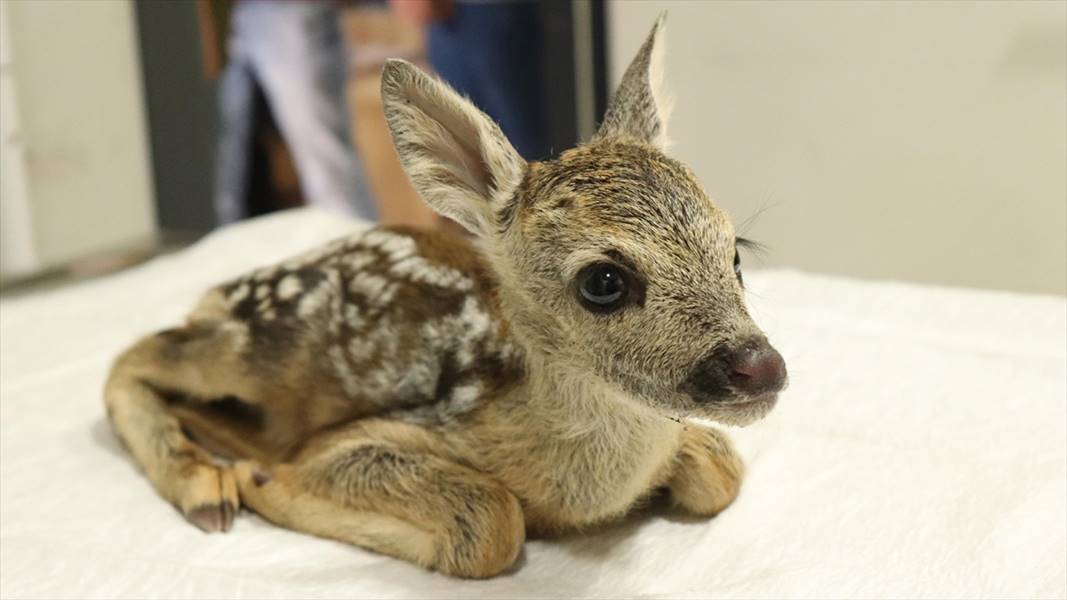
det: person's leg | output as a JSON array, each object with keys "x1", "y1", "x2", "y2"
[
  {"x1": 426, "y1": 12, "x2": 479, "y2": 107},
  {"x1": 240, "y1": 1, "x2": 377, "y2": 221},
  {"x1": 428, "y1": 2, "x2": 548, "y2": 161},
  {"x1": 212, "y1": 29, "x2": 258, "y2": 225},
  {"x1": 477, "y1": 3, "x2": 548, "y2": 160}
]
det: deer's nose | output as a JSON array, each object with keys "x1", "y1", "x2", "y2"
[{"x1": 727, "y1": 344, "x2": 787, "y2": 395}]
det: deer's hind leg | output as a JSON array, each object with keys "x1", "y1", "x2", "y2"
[
  {"x1": 234, "y1": 419, "x2": 525, "y2": 578},
  {"x1": 104, "y1": 316, "x2": 266, "y2": 533}
]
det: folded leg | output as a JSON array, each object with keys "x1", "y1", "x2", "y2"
[
  {"x1": 103, "y1": 321, "x2": 263, "y2": 532},
  {"x1": 235, "y1": 419, "x2": 525, "y2": 578},
  {"x1": 666, "y1": 424, "x2": 744, "y2": 517}
]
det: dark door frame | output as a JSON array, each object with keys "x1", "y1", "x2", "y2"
[{"x1": 538, "y1": 0, "x2": 609, "y2": 156}]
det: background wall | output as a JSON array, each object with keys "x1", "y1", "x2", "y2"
[
  {"x1": 0, "y1": 0, "x2": 156, "y2": 281},
  {"x1": 608, "y1": 0, "x2": 1066, "y2": 295}
]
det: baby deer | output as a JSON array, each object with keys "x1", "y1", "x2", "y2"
[{"x1": 104, "y1": 16, "x2": 787, "y2": 578}]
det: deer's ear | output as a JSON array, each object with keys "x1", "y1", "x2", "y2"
[
  {"x1": 593, "y1": 13, "x2": 672, "y2": 149},
  {"x1": 381, "y1": 59, "x2": 526, "y2": 237}
]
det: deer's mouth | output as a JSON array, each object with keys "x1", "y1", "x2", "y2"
[
  {"x1": 681, "y1": 390, "x2": 780, "y2": 426},
  {"x1": 722, "y1": 391, "x2": 779, "y2": 412}
]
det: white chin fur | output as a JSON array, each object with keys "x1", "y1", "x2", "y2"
[{"x1": 689, "y1": 393, "x2": 779, "y2": 427}]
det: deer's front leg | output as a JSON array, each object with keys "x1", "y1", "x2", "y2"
[
  {"x1": 666, "y1": 424, "x2": 745, "y2": 517},
  {"x1": 233, "y1": 421, "x2": 525, "y2": 578}
]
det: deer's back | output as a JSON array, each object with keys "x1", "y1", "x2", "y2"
[{"x1": 183, "y1": 225, "x2": 523, "y2": 460}]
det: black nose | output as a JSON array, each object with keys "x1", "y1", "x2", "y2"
[
  {"x1": 680, "y1": 338, "x2": 789, "y2": 402},
  {"x1": 727, "y1": 344, "x2": 787, "y2": 395}
]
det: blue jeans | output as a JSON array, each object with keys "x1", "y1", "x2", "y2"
[
  {"x1": 214, "y1": 0, "x2": 377, "y2": 225},
  {"x1": 428, "y1": 1, "x2": 548, "y2": 161}
]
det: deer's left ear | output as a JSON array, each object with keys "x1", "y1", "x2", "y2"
[{"x1": 593, "y1": 13, "x2": 672, "y2": 149}]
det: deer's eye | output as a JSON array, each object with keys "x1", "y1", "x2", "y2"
[
  {"x1": 577, "y1": 263, "x2": 628, "y2": 313},
  {"x1": 733, "y1": 250, "x2": 743, "y2": 284}
]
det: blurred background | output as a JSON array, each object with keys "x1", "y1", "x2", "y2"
[{"x1": 0, "y1": 0, "x2": 1064, "y2": 296}]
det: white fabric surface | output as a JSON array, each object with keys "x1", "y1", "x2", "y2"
[{"x1": 2, "y1": 208, "x2": 1064, "y2": 599}]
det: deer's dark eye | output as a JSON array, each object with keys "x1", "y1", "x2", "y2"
[
  {"x1": 577, "y1": 263, "x2": 628, "y2": 313},
  {"x1": 733, "y1": 250, "x2": 743, "y2": 284}
]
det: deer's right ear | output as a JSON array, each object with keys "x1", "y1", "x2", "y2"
[
  {"x1": 381, "y1": 59, "x2": 526, "y2": 237},
  {"x1": 593, "y1": 13, "x2": 672, "y2": 149}
]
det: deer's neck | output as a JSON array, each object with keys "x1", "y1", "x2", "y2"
[
  {"x1": 520, "y1": 349, "x2": 670, "y2": 431},
  {"x1": 469, "y1": 347, "x2": 684, "y2": 529}
]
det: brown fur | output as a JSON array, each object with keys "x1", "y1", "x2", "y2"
[{"x1": 103, "y1": 16, "x2": 785, "y2": 578}]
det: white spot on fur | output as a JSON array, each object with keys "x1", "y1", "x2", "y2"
[
  {"x1": 390, "y1": 379, "x2": 488, "y2": 426},
  {"x1": 228, "y1": 284, "x2": 250, "y2": 304},
  {"x1": 322, "y1": 270, "x2": 345, "y2": 334},
  {"x1": 329, "y1": 345, "x2": 360, "y2": 397},
  {"x1": 277, "y1": 275, "x2": 303, "y2": 300},
  {"x1": 344, "y1": 304, "x2": 365, "y2": 330},
  {"x1": 389, "y1": 255, "x2": 471, "y2": 290},
  {"x1": 362, "y1": 229, "x2": 417, "y2": 263},
  {"x1": 450, "y1": 383, "x2": 481, "y2": 407},
  {"x1": 359, "y1": 229, "x2": 395, "y2": 248},
  {"x1": 255, "y1": 285, "x2": 270, "y2": 300},
  {"x1": 349, "y1": 272, "x2": 389, "y2": 302},
  {"x1": 459, "y1": 296, "x2": 489, "y2": 336},
  {"x1": 219, "y1": 320, "x2": 251, "y2": 351},
  {"x1": 348, "y1": 336, "x2": 374, "y2": 361},
  {"x1": 253, "y1": 266, "x2": 279, "y2": 282},
  {"x1": 393, "y1": 360, "x2": 439, "y2": 400},
  {"x1": 298, "y1": 279, "x2": 333, "y2": 318},
  {"x1": 454, "y1": 297, "x2": 491, "y2": 367},
  {"x1": 344, "y1": 251, "x2": 378, "y2": 271}
]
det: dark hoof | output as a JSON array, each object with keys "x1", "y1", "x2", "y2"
[{"x1": 186, "y1": 501, "x2": 237, "y2": 533}]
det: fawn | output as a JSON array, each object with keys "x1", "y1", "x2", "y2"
[{"x1": 104, "y1": 16, "x2": 787, "y2": 578}]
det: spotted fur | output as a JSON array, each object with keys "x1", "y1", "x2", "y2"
[{"x1": 103, "y1": 15, "x2": 786, "y2": 578}]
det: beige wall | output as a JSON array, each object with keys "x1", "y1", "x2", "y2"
[
  {"x1": 608, "y1": 1, "x2": 1066, "y2": 295},
  {"x1": 0, "y1": 0, "x2": 155, "y2": 280}
]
